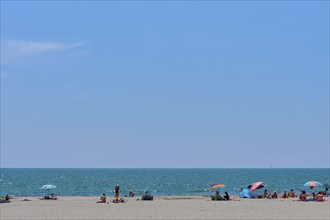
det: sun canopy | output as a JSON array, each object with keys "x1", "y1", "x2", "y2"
[
  {"x1": 239, "y1": 189, "x2": 254, "y2": 198},
  {"x1": 210, "y1": 184, "x2": 226, "y2": 189},
  {"x1": 249, "y1": 182, "x2": 263, "y2": 192},
  {"x1": 41, "y1": 184, "x2": 57, "y2": 190},
  {"x1": 303, "y1": 181, "x2": 323, "y2": 187}
]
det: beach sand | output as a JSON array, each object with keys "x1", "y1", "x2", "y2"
[{"x1": 1, "y1": 196, "x2": 329, "y2": 220}]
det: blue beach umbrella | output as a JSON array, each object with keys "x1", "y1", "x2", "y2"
[{"x1": 239, "y1": 189, "x2": 254, "y2": 198}]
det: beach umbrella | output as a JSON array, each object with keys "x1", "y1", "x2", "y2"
[
  {"x1": 41, "y1": 184, "x2": 57, "y2": 190},
  {"x1": 239, "y1": 189, "x2": 254, "y2": 198},
  {"x1": 248, "y1": 184, "x2": 264, "y2": 190},
  {"x1": 249, "y1": 181, "x2": 263, "y2": 192},
  {"x1": 303, "y1": 181, "x2": 322, "y2": 189},
  {"x1": 210, "y1": 184, "x2": 226, "y2": 189},
  {"x1": 41, "y1": 184, "x2": 57, "y2": 195}
]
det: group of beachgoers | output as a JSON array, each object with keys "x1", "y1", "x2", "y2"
[
  {"x1": 211, "y1": 189, "x2": 327, "y2": 202},
  {"x1": 237, "y1": 188, "x2": 327, "y2": 202},
  {"x1": 211, "y1": 191, "x2": 231, "y2": 201},
  {"x1": 296, "y1": 190, "x2": 327, "y2": 202},
  {"x1": 97, "y1": 184, "x2": 154, "y2": 204},
  {"x1": 96, "y1": 184, "x2": 327, "y2": 203},
  {"x1": 2, "y1": 183, "x2": 328, "y2": 204},
  {"x1": 0, "y1": 195, "x2": 11, "y2": 203}
]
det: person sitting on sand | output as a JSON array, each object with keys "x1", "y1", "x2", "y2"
[
  {"x1": 211, "y1": 191, "x2": 223, "y2": 201},
  {"x1": 316, "y1": 193, "x2": 324, "y2": 202},
  {"x1": 299, "y1": 190, "x2": 307, "y2": 201},
  {"x1": 128, "y1": 191, "x2": 135, "y2": 197},
  {"x1": 288, "y1": 189, "x2": 295, "y2": 198},
  {"x1": 224, "y1": 192, "x2": 230, "y2": 201},
  {"x1": 112, "y1": 197, "x2": 125, "y2": 203},
  {"x1": 5, "y1": 195, "x2": 11, "y2": 201},
  {"x1": 268, "y1": 193, "x2": 273, "y2": 199},
  {"x1": 281, "y1": 191, "x2": 287, "y2": 198},
  {"x1": 318, "y1": 190, "x2": 328, "y2": 196},
  {"x1": 263, "y1": 189, "x2": 268, "y2": 198},
  {"x1": 272, "y1": 191, "x2": 278, "y2": 199},
  {"x1": 141, "y1": 191, "x2": 154, "y2": 201},
  {"x1": 97, "y1": 194, "x2": 107, "y2": 203},
  {"x1": 1, "y1": 195, "x2": 11, "y2": 203},
  {"x1": 309, "y1": 192, "x2": 316, "y2": 201},
  {"x1": 50, "y1": 193, "x2": 58, "y2": 200}
]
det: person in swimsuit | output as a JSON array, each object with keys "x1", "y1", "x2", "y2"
[
  {"x1": 97, "y1": 194, "x2": 106, "y2": 203},
  {"x1": 114, "y1": 184, "x2": 120, "y2": 198},
  {"x1": 224, "y1": 192, "x2": 230, "y2": 200},
  {"x1": 263, "y1": 189, "x2": 268, "y2": 198}
]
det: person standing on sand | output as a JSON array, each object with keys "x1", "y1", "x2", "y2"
[{"x1": 115, "y1": 184, "x2": 120, "y2": 198}]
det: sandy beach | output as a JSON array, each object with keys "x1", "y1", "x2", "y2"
[{"x1": 1, "y1": 196, "x2": 329, "y2": 220}]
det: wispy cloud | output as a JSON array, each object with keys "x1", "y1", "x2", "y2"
[
  {"x1": 1, "y1": 40, "x2": 83, "y2": 65},
  {"x1": 3, "y1": 40, "x2": 82, "y2": 55}
]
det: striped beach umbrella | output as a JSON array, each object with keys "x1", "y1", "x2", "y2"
[
  {"x1": 210, "y1": 184, "x2": 226, "y2": 189},
  {"x1": 303, "y1": 181, "x2": 323, "y2": 187}
]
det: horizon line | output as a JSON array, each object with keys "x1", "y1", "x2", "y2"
[{"x1": 1, "y1": 167, "x2": 329, "y2": 169}]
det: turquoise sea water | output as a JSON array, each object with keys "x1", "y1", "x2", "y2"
[{"x1": 0, "y1": 168, "x2": 329, "y2": 197}]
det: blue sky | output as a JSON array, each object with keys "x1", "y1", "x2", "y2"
[{"x1": 1, "y1": 1, "x2": 329, "y2": 168}]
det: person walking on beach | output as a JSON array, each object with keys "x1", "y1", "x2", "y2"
[{"x1": 114, "y1": 184, "x2": 120, "y2": 198}]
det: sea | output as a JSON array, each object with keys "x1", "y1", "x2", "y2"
[{"x1": 0, "y1": 168, "x2": 329, "y2": 197}]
